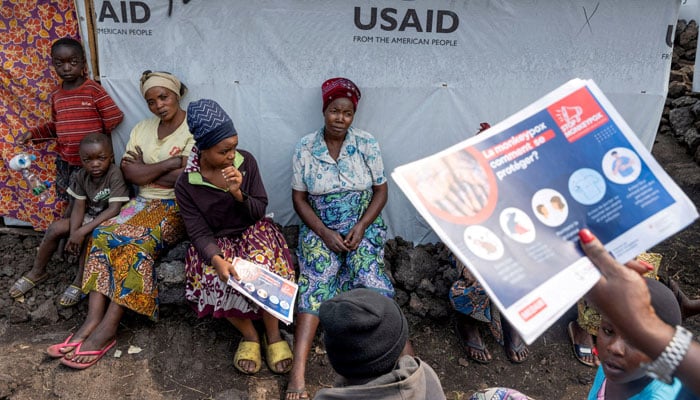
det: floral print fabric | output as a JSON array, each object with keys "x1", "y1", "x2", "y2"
[
  {"x1": 185, "y1": 218, "x2": 295, "y2": 319},
  {"x1": 82, "y1": 197, "x2": 185, "y2": 320},
  {"x1": 296, "y1": 190, "x2": 394, "y2": 314},
  {"x1": 0, "y1": 1, "x2": 79, "y2": 229},
  {"x1": 291, "y1": 127, "x2": 386, "y2": 195}
]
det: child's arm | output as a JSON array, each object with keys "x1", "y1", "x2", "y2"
[
  {"x1": 65, "y1": 200, "x2": 124, "y2": 255},
  {"x1": 19, "y1": 96, "x2": 59, "y2": 144},
  {"x1": 18, "y1": 122, "x2": 56, "y2": 144},
  {"x1": 65, "y1": 198, "x2": 87, "y2": 255},
  {"x1": 92, "y1": 84, "x2": 124, "y2": 133}
]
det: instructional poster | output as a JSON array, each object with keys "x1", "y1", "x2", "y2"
[
  {"x1": 227, "y1": 257, "x2": 298, "y2": 325},
  {"x1": 392, "y1": 79, "x2": 698, "y2": 344}
]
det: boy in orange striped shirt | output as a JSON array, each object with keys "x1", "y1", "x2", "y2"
[{"x1": 20, "y1": 37, "x2": 124, "y2": 204}]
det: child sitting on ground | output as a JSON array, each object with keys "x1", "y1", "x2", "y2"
[
  {"x1": 20, "y1": 37, "x2": 123, "y2": 205},
  {"x1": 587, "y1": 277, "x2": 683, "y2": 399},
  {"x1": 9, "y1": 133, "x2": 129, "y2": 306}
]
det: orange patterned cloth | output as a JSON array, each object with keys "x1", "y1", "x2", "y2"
[
  {"x1": 82, "y1": 198, "x2": 185, "y2": 320},
  {"x1": 0, "y1": 1, "x2": 79, "y2": 229}
]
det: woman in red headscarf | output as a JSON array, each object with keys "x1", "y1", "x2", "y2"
[{"x1": 286, "y1": 77, "x2": 398, "y2": 399}]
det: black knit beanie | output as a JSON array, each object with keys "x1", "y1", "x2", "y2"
[{"x1": 319, "y1": 288, "x2": 408, "y2": 379}]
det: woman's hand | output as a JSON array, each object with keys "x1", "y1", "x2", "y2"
[
  {"x1": 121, "y1": 146, "x2": 145, "y2": 166},
  {"x1": 211, "y1": 255, "x2": 241, "y2": 282},
  {"x1": 344, "y1": 222, "x2": 368, "y2": 251},
  {"x1": 222, "y1": 166, "x2": 244, "y2": 200},
  {"x1": 580, "y1": 228, "x2": 652, "y2": 323},
  {"x1": 320, "y1": 228, "x2": 350, "y2": 253}
]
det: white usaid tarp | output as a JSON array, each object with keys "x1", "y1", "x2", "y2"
[{"x1": 78, "y1": 0, "x2": 678, "y2": 243}]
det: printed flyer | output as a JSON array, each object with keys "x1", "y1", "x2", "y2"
[
  {"x1": 227, "y1": 257, "x2": 298, "y2": 325},
  {"x1": 392, "y1": 79, "x2": 698, "y2": 344}
]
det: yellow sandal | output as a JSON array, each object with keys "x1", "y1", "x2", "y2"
[
  {"x1": 233, "y1": 340, "x2": 261, "y2": 375},
  {"x1": 264, "y1": 336, "x2": 293, "y2": 374}
]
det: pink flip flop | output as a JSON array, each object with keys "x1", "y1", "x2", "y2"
[
  {"x1": 60, "y1": 339, "x2": 116, "y2": 370},
  {"x1": 47, "y1": 334, "x2": 82, "y2": 358}
]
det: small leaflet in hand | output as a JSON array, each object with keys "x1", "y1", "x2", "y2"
[{"x1": 226, "y1": 257, "x2": 298, "y2": 325}]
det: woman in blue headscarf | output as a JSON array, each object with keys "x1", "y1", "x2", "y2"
[{"x1": 175, "y1": 99, "x2": 295, "y2": 376}]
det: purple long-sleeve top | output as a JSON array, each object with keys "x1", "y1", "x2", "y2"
[{"x1": 175, "y1": 150, "x2": 267, "y2": 265}]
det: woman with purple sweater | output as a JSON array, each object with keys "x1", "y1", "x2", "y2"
[{"x1": 175, "y1": 99, "x2": 295, "y2": 376}]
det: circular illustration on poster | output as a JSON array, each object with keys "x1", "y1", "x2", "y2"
[
  {"x1": 568, "y1": 168, "x2": 606, "y2": 206},
  {"x1": 531, "y1": 188, "x2": 569, "y2": 227},
  {"x1": 409, "y1": 147, "x2": 498, "y2": 225},
  {"x1": 601, "y1": 147, "x2": 641, "y2": 185},
  {"x1": 499, "y1": 207, "x2": 536, "y2": 243},
  {"x1": 463, "y1": 225, "x2": 504, "y2": 261}
]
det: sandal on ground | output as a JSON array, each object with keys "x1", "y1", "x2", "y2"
[
  {"x1": 505, "y1": 336, "x2": 529, "y2": 364},
  {"x1": 263, "y1": 336, "x2": 293, "y2": 374},
  {"x1": 504, "y1": 323, "x2": 529, "y2": 364},
  {"x1": 58, "y1": 284, "x2": 85, "y2": 307},
  {"x1": 567, "y1": 321, "x2": 596, "y2": 367},
  {"x1": 59, "y1": 339, "x2": 116, "y2": 370},
  {"x1": 9, "y1": 274, "x2": 48, "y2": 299},
  {"x1": 453, "y1": 319, "x2": 492, "y2": 364},
  {"x1": 285, "y1": 387, "x2": 310, "y2": 400},
  {"x1": 46, "y1": 333, "x2": 82, "y2": 358},
  {"x1": 47, "y1": 334, "x2": 83, "y2": 358},
  {"x1": 233, "y1": 340, "x2": 261, "y2": 375}
]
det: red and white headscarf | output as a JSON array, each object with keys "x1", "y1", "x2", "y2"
[{"x1": 322, "y1": 77, "x2": 361, "y2": 112}]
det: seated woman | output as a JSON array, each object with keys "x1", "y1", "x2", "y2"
[
  {"x1": 587, "y1": 277, "x2": 683, "y2": 399},
  {"x1": 450, "y1": 257, "x2": 529, "y2": 364},
  {"x1": 286, "y1": 77, "x2": 398, "y2": 400},
  {"x1": 449, "y1": 121, "x2": 528, "y2": 365},
  {"x1": 175, "y1": 99, "x2": 295, "y2": 375},
  {"x1": 47, "y1": 70, "x2": 192, "y2": 369}
]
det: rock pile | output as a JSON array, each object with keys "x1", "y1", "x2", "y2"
[{"x1": 664, "y1": 20, "x2": 700, "y2": 163}]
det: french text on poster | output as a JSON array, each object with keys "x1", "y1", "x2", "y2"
[{"x1": 391, "y1": 78, "x2": 698, "y2": 344}]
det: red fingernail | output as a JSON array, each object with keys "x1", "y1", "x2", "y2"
[
  {"x1": 638, "y1": 260, "x2": 655, "y2": 271},
  {"x1": 579, "y1": 229, "x2": 595, "y2": 244}
]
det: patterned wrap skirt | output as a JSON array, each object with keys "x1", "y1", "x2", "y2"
[
  {"x1": 82, "y1": 197, "x2": 185, "y2": 320},
  {"x1": 297, "y1": 190, "x2": 394, "y2": 314},
  {"x1": 185, "y1": 218, "x2": 295, "y2": 319},
  {"x1": 449, "y1": 256, "x2": 503, "y2": 345}
]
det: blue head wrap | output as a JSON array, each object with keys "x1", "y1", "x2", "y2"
[{"x1": 186, "y1": 99, "x2": 237, "y2": 150}]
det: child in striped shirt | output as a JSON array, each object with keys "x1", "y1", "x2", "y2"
[{"x1": 20, "y1": 37, "x2": 124, "y2": 203}]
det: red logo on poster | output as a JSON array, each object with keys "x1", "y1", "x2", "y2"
[{"x1": 547, "y1": 88, "x2": 608, "y2": 143}]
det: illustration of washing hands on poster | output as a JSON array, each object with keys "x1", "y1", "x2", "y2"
[{"x1": 392, "y1": 79, "x2": 697, "y2": 343}]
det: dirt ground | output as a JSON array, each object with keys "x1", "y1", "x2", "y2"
[{"x1": 0, "y1": 130, "x2": 699, "y2": 400}]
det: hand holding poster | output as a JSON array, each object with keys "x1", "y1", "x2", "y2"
[
  {"x1": 392, "y1": 79, "x2": 698, "y2": 344},
  {"x1": 227, "y1": 257, "x2": 298, "y2": 325}
]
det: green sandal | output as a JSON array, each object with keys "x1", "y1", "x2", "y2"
[
  {"x1": 264, "y1": 336, "x2": 293, "y2": 374},
  {"x1": 233, "y1": 340, "x2": 261, "y2": 375}
]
